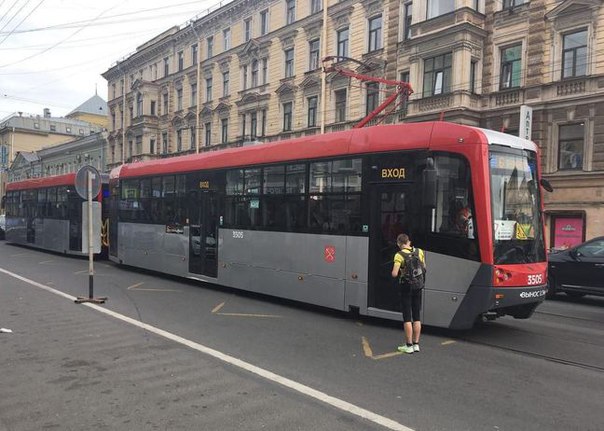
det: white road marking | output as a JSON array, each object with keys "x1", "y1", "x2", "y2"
[{"x1": 0, "y1": 266, "x2": 413, "y2": 431}]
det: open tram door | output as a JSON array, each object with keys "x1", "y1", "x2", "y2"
[
  {"x1": 189, "y1": 174, "x2": 220, "y2": 278},
  {"x1": 367, "y1": 153, "x2": 428, "y2": 314}
]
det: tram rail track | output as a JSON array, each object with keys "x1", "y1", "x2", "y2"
[{"x1": 458, "y1": 335, "x2": 604, "y2": 373}]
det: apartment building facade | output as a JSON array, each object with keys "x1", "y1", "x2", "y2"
[{"x1": 102, "y1": 0, "x2": 604, "y2": 245}]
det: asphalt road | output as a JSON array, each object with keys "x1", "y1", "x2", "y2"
[{"x1": 1, "y1": 241, "x2": 602, "y2": 431}]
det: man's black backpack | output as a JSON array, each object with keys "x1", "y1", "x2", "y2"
[{"x1": 397, "y1": 248, "x2": 425, "y2": 291}]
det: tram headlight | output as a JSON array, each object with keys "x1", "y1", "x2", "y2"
[{"x1": 494, "y1": 268, "x2": 512, "y2": 284}]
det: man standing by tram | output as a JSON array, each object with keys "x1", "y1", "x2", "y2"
[{"x1": 391, "y1": 233, "x2": 426, "y2": 354}]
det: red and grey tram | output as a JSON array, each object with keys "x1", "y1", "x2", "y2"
[
  {"x1": 106, "y1": 122, "x2": 548, "y2": 329},
  {"x1": 4, "y1": 173, "x2": 109, "y2": 256}
]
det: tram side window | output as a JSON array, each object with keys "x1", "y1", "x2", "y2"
[
  {"x1": 429, "y1": 154, "x2": 479, "y2": 260},
  {"x1": 46, "y1": 188, "x2": 57, "y2": 218},
  {"x1": 37, "y1": 189, "x2": 47, "y2": 218},
  {"x1": 56, "y1": 187, "x2": 68, "y2": 219},
  {"x1": 22, "y1": 190, "x2": 37, "y2": 219},
  {"x1": 163, "y1": 175, "x2": 186, "y2": 226},
  {"x1": 120, "y1": 179, "x2": 141, "y2": 222},
  {"x1": 225, "y1": 168, "x2": 262, "y2": 228},
  {"x1": 262, "y1": 164, "x2": 307, "y2": 231},
  {"x1": 309, "y1": 159, "x2": 362, "y2": 234}
]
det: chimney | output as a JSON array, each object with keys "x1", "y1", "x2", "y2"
[{"x1": 43, "y1": 108, "x2": 51, "y2": 118}]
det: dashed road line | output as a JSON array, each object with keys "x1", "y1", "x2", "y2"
[{"x1": 211, "y1": 301, "x2": 282, "y2": 318}]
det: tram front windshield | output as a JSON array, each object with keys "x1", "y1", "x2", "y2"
[{"x1": 490, "y1": 149, "x2": 546, "y2": 264}]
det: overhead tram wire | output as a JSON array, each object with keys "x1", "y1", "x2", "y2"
[{"x1": 0, "y1": 0, "x2": 45, "y2": 48}]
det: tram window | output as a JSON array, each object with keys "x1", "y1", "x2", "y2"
[
  {"x1": 309, "y1": 194, "x2": 360, "y2": 234},
  {"x1": 151, "y1": 177, "x2": 162, "y2": 223},
  {"x1": 264, "y1": 166, "x2": 285, "y2": 194},
  {"x1": 139, "y1": 179, "x2": 152, "y2": 222},
  {"x1": 310, "y1": 162, "x2": 331, "y2": 193},
  {"x1": 57, "y1": 187, "x2": 69, "y2": 219},
  {"x1": 37, "y1": 189, "x2": 47, "y2": 218},
  {"x1": 120, "y1": 179, "x2": 141, "y2": 222},
  {"x1": 286, "y1": 164, "x2": 306, "y2": 194},
  {"x1": 332, "y1": 159, "x2": 362, "y2": 192},
  {"x1": 46, "y1": 188, "x2": 57, "y2": 218},
  {"x1": 245, "y1": 168, "x2": 261, "y2": 194},
  {"x1": 428, "y1": 154, "x2": 479, "y2": 260},
  {"x1": 226, "y1": 169, "x2": 244, "y2": 195}
]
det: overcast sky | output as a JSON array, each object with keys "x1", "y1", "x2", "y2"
[{"x1": 0, "y1": 0, "x2": 221, "y2": 120}]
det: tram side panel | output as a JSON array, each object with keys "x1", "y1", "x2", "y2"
[
  {"x1": 116, "y1": 222, "x2": 189, "y2": 277},
  {"x1": 422, "y1": 252, "x2": 482, "y2": 328},
  {"x1": 217, "y1": 229, "x2": 351, "y2": 311}
]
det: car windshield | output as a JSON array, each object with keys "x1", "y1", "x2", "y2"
[{"x1": 490, "y1": 148, "x2": 546, "y2": 264}]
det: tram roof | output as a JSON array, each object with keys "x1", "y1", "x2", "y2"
[
  {"x1": 6, "y1": 173, "x2": 76, "y2": 191},
  {"x1": 113, "y1": 121, "x2": 519, "y2": 179}
]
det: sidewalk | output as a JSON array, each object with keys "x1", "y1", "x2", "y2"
[{"x1": 0, "y1": 271, "x2": 379, "y2": 431}]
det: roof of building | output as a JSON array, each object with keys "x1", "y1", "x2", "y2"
[
  {"x1": 17, "y1": 152, "x2": 40, "y2": 163},
  {"x1": 66, "y1": 94, "x2": 107, "y2": 117}
]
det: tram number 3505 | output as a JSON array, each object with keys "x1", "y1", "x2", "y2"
[
  {"x1": 232, "y1": 230, "x2": 244, "y2": 239},
  {"x1": 527, "y1": 274, "x2": 544, "y2": 285}
]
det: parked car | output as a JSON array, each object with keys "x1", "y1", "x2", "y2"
[
  {"x1": 0, "y1": 214, "x2": 5, "y2": 240},
  {"x1": 547, "y1": 236, "x2": 604, "y2": 298}
]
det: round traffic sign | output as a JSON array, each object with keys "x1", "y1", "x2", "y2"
[{"x1": 75, "y1": 165, "x2": 101, "y2": 199}]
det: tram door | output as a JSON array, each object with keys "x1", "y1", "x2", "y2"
[
  {"x1": 189, "y1": 190, "x2": 219, "y2": 277},
  {"x1": 368, "y1": 184, "x2": 413, "y2": 312}
]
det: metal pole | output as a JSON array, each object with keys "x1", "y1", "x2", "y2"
[
  {"x1": 87, "y1": 171, "x2": 94, "y2": 298},
  {"x1": 320, "y1": 0, "x2": 328, "y2": 134}
]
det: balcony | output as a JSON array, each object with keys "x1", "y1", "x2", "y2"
[
  {"x1": 556, "y1": 78, "x2": 587, "y2": 97},
  {"x1": 416, "y1": 94, "x2": 452, "y2": 112},
  {"x1": 488, "y1": 88, "x2": 524, "y2": 109}
]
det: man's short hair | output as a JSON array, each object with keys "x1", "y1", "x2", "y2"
[{"x1": 397, "y1": 233, "x2": 409, "y2": 244}]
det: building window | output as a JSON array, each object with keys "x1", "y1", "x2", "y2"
[
  {"x1": 337, "y1": 28, "x2": 349, "y2": 58},
  {"x1": 399, "y1": 71, "x2": 410, "y2": 117},
  {"x1": 50, "y1": 124, "x2": 56, "y2": 131},
  {"x1": 163, "y1": 57, "x2": 169, "y2": 76},
  {"x1": 503, "y1": 0, "x2": 525, "y2": 8},
  {"x1": 177, "y1": 88, "x2": 183, "y2": 110},
  {"x1": 163, "y1": 92, "x2": 168, "y2": 115},
  {"x1": 192, "y1": 44, "x2": 198, "y2": 65},
  {"x1": 558, "y1": 123, "x2": 584, "y2": 171},
  {"x1": 205, "y1": 122, "x2": 212, "y2": 146},
  {"x1": 262, "y1": 58, "x2": 268, "y2": 84},
  {"x1": 162, "y1": 132, "x2": 168, "y2": 154},
  {"x1": 500, "y1": 44, "x2": 522, "y2": 90},
  {"x1": 178, "y1": 51, "x2": 184, "y2": 71},
  {"x1": 243, "y1": 65, "x2": 248, "y2": 90},
  {"x1": 286, "y1": 0, "x2": 296, "y2": 25},
  {"x1": 251, "y1": 60, "x2": 259, "y2": 87},
  {"x1": 190, "y1": 126, "x2": 196, "y2": 150},
  {"x1": 285, "y1": 48, "x2": 294, "y2": 78},
  {"x1": 562, "y1": 29, "x2": 587, "y2": 79},
  {"x1": 191, "y1": 83, "x2": 197, "y2": 106},
  {"x1": 283, "y1": 102, "x2": 293, "y2": 131},
  {"x1": 368, "y1": 15, "x2": 382, "y2": 52},
  {"x1": 423, "y1": 53, "x2": 452, "y2": 97},
  {"x1": 176, "y1": 130, "x2": 183, "y2": 152},
  {"x1": 207, "y1": 36, "x2": 213, "y2": 59},
  {"x1": 261, "y1": 109, "x2": 267, "y2": 136},
  {"x1": 150, "y1": 139, "x2": 155, "y2": 154},
  {"x1": 404, "y1": 3, "x2": 412, "y2": 41},
  {"x1": 150, "y1": 100, "x2": 156, "y2": 115},
  {"x1": 223, "y1": 28, "x2": 231, "y2": 51},
  {"x1": 260, "y1": 9, "x2": 269, "y2": 35},
  {"x1": 470, "y1": 61, "x2": 477, "y2": 93},
  {"x1": 206, "y1": 78, "x2": 213, "y2": 102},
  {"x1": 250, "y1": 112, "x2": 258, "y2": 139},
  {"x1": 223, "y1": 71, "x2": 230, "y2": 97},
  {"x1": 307, "y1": 96, "x2": 318, "y2": 127},
  {"x1": 309, "y1": 39, "x2": 320, "y2": 71},
  {"x1": 366, "y1": 82, "x2": 379, "y2": 116},
  {"x1": 221, "y1": 118, "x2": 229, "y2": 144},
  {"x1": 244, "y1": 18, "x2": 252, "y2": 42},
  {"x1": 136, "y1": 93, "x2": 143, "y2": 116},
  {"x1": 335, "y1": 89, "x2": 347, "y2": 122},
  {"x1": 427, "y1": 0, "x2": 455, "y2": 19},
  {"x1": 311, "y1": 0, "x2": 322, "y2": 14}
]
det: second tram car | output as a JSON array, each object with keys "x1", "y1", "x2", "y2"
[
  {"x1": 4, "y1": 173, "x2": 109, "y2": 256},
  {"x1": 107, "y1": 122, "x2": 549, "y2": 329}
]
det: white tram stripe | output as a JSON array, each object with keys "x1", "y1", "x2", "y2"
[{"x1": 0, "y1": 267, "x2": 413, "y2": 431}]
